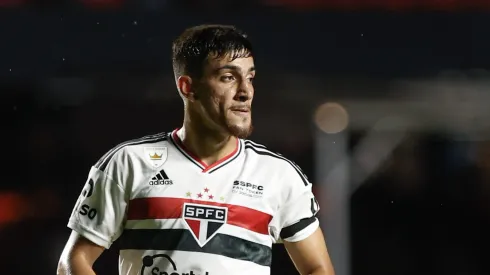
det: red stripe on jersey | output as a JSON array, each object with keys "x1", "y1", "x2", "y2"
[{"x1": 127, "y1": 197, "x2": 272, "y2": 235}]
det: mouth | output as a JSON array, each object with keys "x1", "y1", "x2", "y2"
[
  {"x1": 230, "y1": 107, "x2": 250, "y2": 113},
  {"x1": 230, "y1": 107, "x2": 251, "y2": 117}
]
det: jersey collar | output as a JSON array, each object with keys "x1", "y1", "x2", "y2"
[{"x1": 169, "y1": 129, "x2": 242, "y2": 174}]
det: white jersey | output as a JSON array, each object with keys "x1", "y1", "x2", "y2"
[{"x1": 68, "y1": 129, "x2": 320, "y2": 275}]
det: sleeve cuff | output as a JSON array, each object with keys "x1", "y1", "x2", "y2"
[
  {"x1": 281, "y1": 217, "x2": 319, "y2": 243},
  {"x1": 68, "y1": 220, "x2": 112, "y2": 249}
]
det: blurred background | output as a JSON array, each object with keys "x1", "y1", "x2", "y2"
[{"x1": 3, "y1": 0, "x2": 490, "y2": 274}]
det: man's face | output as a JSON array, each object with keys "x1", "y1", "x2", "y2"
[{"x1": 192, "y1": 52, "x2": 255, "y2": 138}]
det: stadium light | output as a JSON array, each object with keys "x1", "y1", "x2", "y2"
[{"x1": 314, "y1": 102, "x2": 349, "y2": 134}]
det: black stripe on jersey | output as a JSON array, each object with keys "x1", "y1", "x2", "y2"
[
  {"x1": 95, "y1": 133, "x2": 167, "y2": 172},
  {"x1": 310, "y1": 197, "x2": 320, "y2": 216},
  {"x1": 246, "y1": 140, "x2": 267, "y2": 149},
  {"x1": 96, "y1": 132, "x2": 165, "y2": 167},
  {"x1": 243, "y1": 141, "x2": 309, "y2": 186},
  {"x1": 207, "y1": 141, "x2": 243, "y2": 174},
  {"x1": 247, "y1": 140, "x2": 309, "y2": 181},
  {"x1": 119, "y1": 229, "x2": 272, "y2": 266},
  {"x1": 310, "y1": 198, "x2": 316, "y2": 215},
  {"x1": 279, "y1": 216, "x2": 317, "y2": 240}
]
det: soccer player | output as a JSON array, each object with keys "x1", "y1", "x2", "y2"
[{"x1": 57, "y1": 24, "x2": 335, "y2": 275}]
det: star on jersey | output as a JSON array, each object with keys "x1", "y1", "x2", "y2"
[{"x1": 187, "y1": 188, "x2": 220, "y2": 201}]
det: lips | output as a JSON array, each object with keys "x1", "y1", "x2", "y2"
[{"x1": 230, "y1": 107, "x2": 250, "y2": 113}]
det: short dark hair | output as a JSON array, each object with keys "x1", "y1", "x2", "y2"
[{"x1": 172, "y1": 24, "x2": 253, "y2": 80}]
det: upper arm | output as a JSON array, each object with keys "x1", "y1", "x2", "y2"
[
  {"x1": 283, "y1": 227, "x2": 335, "y2": 275},
  {"x1": 59, "y1": 230, "x2": 105, "y2": 268},
  {"x1": 59, "y1": 148, "x2": 130, "y2": 273},
  {"x1": 65, "y1": 148, "x2": 130, "y2": 249},
  {"x1": 270, "y1": 161, "x2": 333, "y2": 274},
  {"x1": 270, "y1": 161, "x2": 320, "y2": 243}
]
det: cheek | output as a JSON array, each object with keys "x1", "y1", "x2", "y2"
[
  {"x1": 212, "y1": 95, "x2": 222, "y2": 108},
  {"x1": 210, "y1": 92, "x2": 229, "y2": 111},
  {"x1": 202, "y1": 93, "x2": 226, "y2": 118},
  {"x1": 218, "y1": 98, "x2": 230, "y2": 117}
]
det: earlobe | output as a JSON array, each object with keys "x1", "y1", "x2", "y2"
[{"x1": 177, "y1": 76, "x2": 196, "y2": 102}]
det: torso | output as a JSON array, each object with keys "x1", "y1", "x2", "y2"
[{"x1": 118, "y1": 130, "x2": 287, "y2": 275}]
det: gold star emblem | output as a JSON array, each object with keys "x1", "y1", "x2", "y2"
[
  {"x1": 186, "y1": 192, "x2": 192, "y2": 197},
  {"x1": 220, "y1": 196, "x2": 225, "y2": 201}
]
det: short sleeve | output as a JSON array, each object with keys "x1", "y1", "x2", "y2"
[
  {"x1": 67, "y1": 150, "x2": 129, "y2": 249},
  {"x1": 270, "y1": 163, "x2": 320, "y2": 243}
]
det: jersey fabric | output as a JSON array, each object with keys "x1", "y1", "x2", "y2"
[{"x1": 68, "y1": 129, "x2": 320, "y2": 275}]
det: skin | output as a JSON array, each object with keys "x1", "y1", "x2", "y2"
[
  {"x1": 176, "y1": 52, "x2": 256, "y2": 166},
  {"x1": 284, "y1": 228, "x2": 335, "y2": 275},
  {"x1": 57, "y1": 52, "x2": 335, "y2": 275}
]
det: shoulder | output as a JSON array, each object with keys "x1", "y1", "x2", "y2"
[
  {"x1": 94, "y1": 132, "x2": 169, "y2": 172},
  {"x1": 242, "y1": 139, "x2": 310, "y2": 186}
]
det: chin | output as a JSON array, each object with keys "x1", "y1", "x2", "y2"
[{"x1": 226, "y1": 123, "x2": 253, "y2": 139}]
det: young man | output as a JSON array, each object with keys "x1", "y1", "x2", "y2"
[{"x1": 58, "y1": 24, "x2": 335, "y2": 275}]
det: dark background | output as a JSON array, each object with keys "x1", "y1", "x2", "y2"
[{"x1": 2, "y1": 1, "x2": 490, "y2": 274}]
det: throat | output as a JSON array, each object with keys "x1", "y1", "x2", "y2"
[{"x1": 174, "y1": 128, "x2": 239, "y2": 169}]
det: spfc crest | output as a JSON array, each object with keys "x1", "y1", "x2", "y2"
[
  {"x1": 183, "y1": 203, "x2": 227, "y2": 247},
  {"x1": 144, "y1": 147, "x2": 168, "y2": 168}
]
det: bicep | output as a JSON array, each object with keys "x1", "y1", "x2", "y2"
[
  {"x1": 283, "y1": 227, "x2": 334, "y2": 275},
  {"x1": 59, "y1": 231, "x2": 105, "y2": 271}
]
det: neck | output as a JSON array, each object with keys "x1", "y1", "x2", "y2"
[{"x1": 179, "y1": 114, "x2": 237, "y2": 166}]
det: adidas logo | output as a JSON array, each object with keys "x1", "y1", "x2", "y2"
[{"x1": 149, "y1": 169, "x2": 173, "y2": 185}]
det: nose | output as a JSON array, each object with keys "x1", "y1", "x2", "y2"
[{"x1": 235, "y1": 80, "x2": 253, "y2": 102}]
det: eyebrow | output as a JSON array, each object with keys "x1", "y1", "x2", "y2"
[{"x1": 215, "y1": 65, "x2": 255, "y2": 73}]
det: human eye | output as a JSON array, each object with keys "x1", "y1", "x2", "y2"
[{"x1": 220, "y1": 75, "x2": 235, "y2": 82}]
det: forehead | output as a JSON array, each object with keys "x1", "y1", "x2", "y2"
[{"x1": 205, "y1": 53, "x2": 255, "y2": 73}]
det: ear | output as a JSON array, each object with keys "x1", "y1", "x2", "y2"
[{"x1": 177, "y1": 75, "x2": 198, "y2": 102}]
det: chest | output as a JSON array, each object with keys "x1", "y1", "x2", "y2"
[{"x1": 130, "y1": 154, "x2": 281, "y2": 217}]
